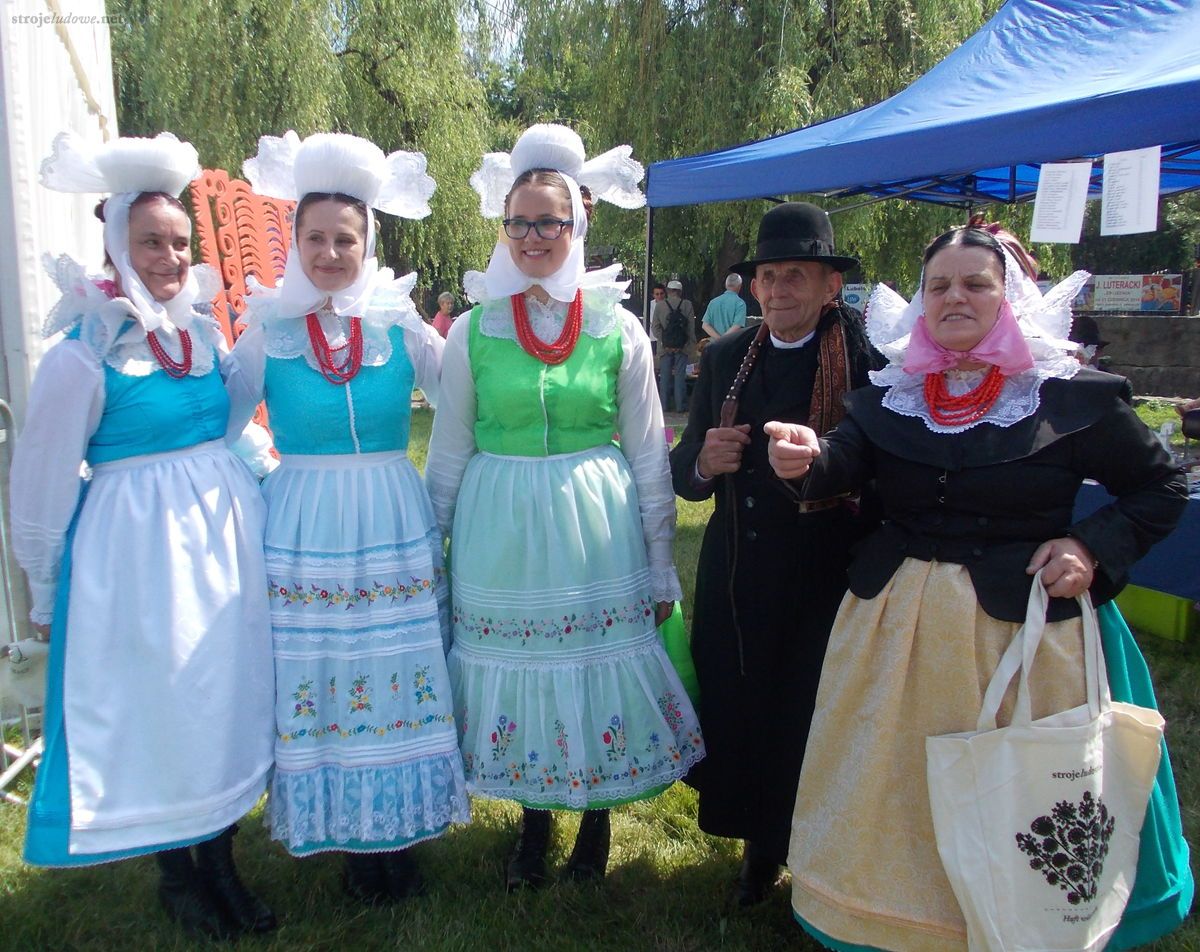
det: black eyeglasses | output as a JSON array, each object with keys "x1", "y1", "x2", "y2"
[{"x1": 502, "y1": 217, "x2": 574, "y2": 240}]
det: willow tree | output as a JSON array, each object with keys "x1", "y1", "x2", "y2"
[
  {"x1": 477, "y1": 0, "x2": 1009, "y2": 294},
  {"x1": 108, "y1": 0, "x2": 496, "y2": 298},
  {"x1": 333, "y1": 0, "x2": 497, "y2": 296},
  {"x1": 109, "y1": 0, "x2": 342, "y2": 173}
]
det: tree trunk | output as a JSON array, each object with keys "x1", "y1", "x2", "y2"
[{"x1": 711, "y1": 227, "x2": 749, "y2": 300}]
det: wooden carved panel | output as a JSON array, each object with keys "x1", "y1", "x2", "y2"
[{"x1": 189, "y1": 169, "x2": 295, "y2": 347}]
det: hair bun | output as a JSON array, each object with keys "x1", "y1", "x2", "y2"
[{"x1": 94, "y1": 198, "x2": 107, "y2": 223}]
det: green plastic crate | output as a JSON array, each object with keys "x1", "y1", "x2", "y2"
[{"x1": 1114, "y1": 584, "x2": 1198, "y2": 642}]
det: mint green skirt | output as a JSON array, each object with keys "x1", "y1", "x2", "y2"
[{"x1": 447, "y1": 445, "x2": 704, "y2": 809}]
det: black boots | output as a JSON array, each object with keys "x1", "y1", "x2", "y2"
[
  {"x1": 735, "y1": 839, "x2": 783, "y2": 906},
  {"x1": 344, "y1": 852, "x2": 389, "y2": 905},
  {"x1": 506, "y1": 808, "x2": 612, "y2": 890},
  {"x1": 194, "y1": 826, "x2": 278, "y2": 934},
  {"x1": 380, "y1": 849, "x2": 426, "y2": 899},
  {"x1": 563, "y1": 809, "x2": 611, "y2": 883},
  {"x1": 344, "y1": 849, "x2": 425, "y2": 904},
  {"x1": 156, "y1": 847, "x2": 235, "y2": 940},
  {"x1": 506, "y1": 808, "x2": 552, "y2": 891},
  {"x1": 157, "y1": 829, "x2": 276, "y2": 940}
]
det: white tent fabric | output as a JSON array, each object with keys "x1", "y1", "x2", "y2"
[
  {"x1": 0, "y1": 3, "x2": 117, "y2": 688},
  {"x1": 0, "y1": 3, "x2": 117, "y2": 425}
]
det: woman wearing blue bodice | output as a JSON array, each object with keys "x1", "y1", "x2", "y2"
[
  {"x1": 11, "y1": 133, "x2": 276, "y2": 940},
  {"x1": 225, "y1": 132, "x2": 468, "y2": 903}
]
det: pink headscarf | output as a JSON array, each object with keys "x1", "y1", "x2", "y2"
[{"x1": 902, "y1": 299, "x2": 1034, "y2": 376}]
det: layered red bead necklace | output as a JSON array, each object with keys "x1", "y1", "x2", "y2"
[
  {"x1": 146, "y1": 329, "x2": 193, "y2": 378},
  {"x1": 923, "y1": 365, "x2": 1006, "y2": 426},
  {"x1": 306, "y1": 312, "x2": 363, "y2": 384},
  {"x1": 511, "y1": 290, "x2": 583, "y2": 365}
]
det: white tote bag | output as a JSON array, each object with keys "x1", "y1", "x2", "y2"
[{"x1": 926, "y1": 571, "x2": 1164, "y2": 952}]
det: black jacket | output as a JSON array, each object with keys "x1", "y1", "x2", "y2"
[{"x1": 799, "y1": 369, "x2": 1188, "y2": 622}]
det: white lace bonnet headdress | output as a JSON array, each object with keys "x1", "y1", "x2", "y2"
[
  {"x1": 39, "y1": 131, "x2": 207, "y2": 332},
  {"x1": 242, "y1": 131, "x2": 435, "y2": 318},
  {"x1": 465, "y1": 123, "x2": 645, "y2": 304},
  {"x1": 864, "y1": 239, "x2": 1091, "y2": 432}
]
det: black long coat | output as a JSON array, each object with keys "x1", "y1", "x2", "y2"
[{"x1": 669, "y1": 311, "x2": 876, "y2": 861}]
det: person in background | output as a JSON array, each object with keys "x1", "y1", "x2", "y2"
[
  {"x1": 652, "y1": 278, "x2": 696, "y2": 412},
  {"x1": 426, "y1": 123, "x2": 703, "y2": 891},
  {"x1": 13, "y1": 132, "x2": 275, "y2": 940},
  {"x1": 702, "y1": 272, "x2": 747, "y2": 338},
  {"x1": 669, "y1": 201, "x2": 877, "y2": 905},
  {"x1": 433, "y1": 290, "x2": 456, "y2": 338}
]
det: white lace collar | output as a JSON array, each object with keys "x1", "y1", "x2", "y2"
[
  {"x1": 43, "y1": 253, "x2": 219, "y2": 378},
  {"x1": 242, "y1": 268, "x2": 424, "y2": 372},
  {"x1": 874, "y1": 363, "x2": 1083, "y2": 434},
  {"x1": 475, "y1": 285, "x2": 626, "y2": 343}
]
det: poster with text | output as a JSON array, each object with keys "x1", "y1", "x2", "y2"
[{"x1": 1074, "y1": 274, "x2": 1182, "y2": 312}]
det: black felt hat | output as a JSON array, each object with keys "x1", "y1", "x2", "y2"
[{"x1": 731, "y1": 202, "x2": 859, "y2": 276}]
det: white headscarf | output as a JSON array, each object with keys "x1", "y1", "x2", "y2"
[
  {"x1": 464, "y1": 124, "x2": 645, "y2": 304},
  {"x1": 39, "y1": 131, "x2": 205, "y2": 332},
  {"x1": 242, "y1": 131, "x2": 435, "y2": 318}
]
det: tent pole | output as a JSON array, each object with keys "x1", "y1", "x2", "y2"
[{"x1": 643, "y1": 202, "x2": 655, "y2": 334}]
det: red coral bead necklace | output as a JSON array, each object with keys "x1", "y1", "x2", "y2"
[
  {"x1": 923, "y1": 365, "x2": 1006, "y2": 426},
  {"x1": 306, "y1": 312, "x2": 363, "y2": 385},
  {"x1": 146, "y1": 329, "x2": 193, "y2": 378},
  {"x1": 511, "y1": 289, "x2": 583, "y2": 365}
]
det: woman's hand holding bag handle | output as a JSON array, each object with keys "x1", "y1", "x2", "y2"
[{"x1": 926, "y1": 570, "x2": 1164, "y2": 952}]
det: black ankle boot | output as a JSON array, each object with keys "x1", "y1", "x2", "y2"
[
  {"x1": 156, "y1": 847, "x2": 235, "y2": 940},
  {"x1": 506, "y1": 808, "x2": 552, "y2": 892},
  {"x1": 195, "y1": 826, "x2": 277, "y2": 934},
  {"x1": 734, "y1": 839, "x2": 782, "y2": 907},
  {"x1": 344, "y1": 852, "x2": 391, "y2": 905},
  {"x1": 379, "y1": 848, "x2": 426, "y2": 899},
  {"x1": 563, "y1": 809, "x2": 610, "y2": 883}
]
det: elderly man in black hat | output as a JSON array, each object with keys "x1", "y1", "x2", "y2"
[{"x1": 670, "y1": 202, "x2": 879, "y2": 905}]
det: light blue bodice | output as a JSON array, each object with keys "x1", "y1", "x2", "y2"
[
  {"x1": 77, "y1": 324, "x2": 229, "y2": 465},
  {"x1": 263, "y1": 325, "x2": 415, "y2": 455}
]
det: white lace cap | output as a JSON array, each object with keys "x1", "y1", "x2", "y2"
[
  {"x1": 243, "y1": 131, "x2": 435, "y2": 218},
  {"x1": 466, "y1": 124, "x2": 644, "y2": 303},
  {"x1": 469, "y1": 123, "x2": 646, "y2": 219},
  {"x1": 40, "y1": 131, "x2": 199, "y2": 197},
  {"x1": 39, "y1": 131, "x2": 205, "y2": 334},
  {"x1": 243, "y1": 131, "x2": 435, "y2": 319}
]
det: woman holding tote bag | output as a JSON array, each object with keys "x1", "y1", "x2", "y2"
[{"x1": 764, "y1": 224, "x2": 1188, "y2": 952}]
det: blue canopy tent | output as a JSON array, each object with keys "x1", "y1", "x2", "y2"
[{"x1": 646, "y1": 0, "x2": 1200, "y2": 210}]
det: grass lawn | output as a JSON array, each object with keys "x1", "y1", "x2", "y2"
[{"x1": 2, "y1": 408, "x2": 1197, "y2": 950}]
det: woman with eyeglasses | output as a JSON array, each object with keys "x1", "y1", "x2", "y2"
[{"x1": 426, "y1": 124, "x2": 703, "y2": 891}]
